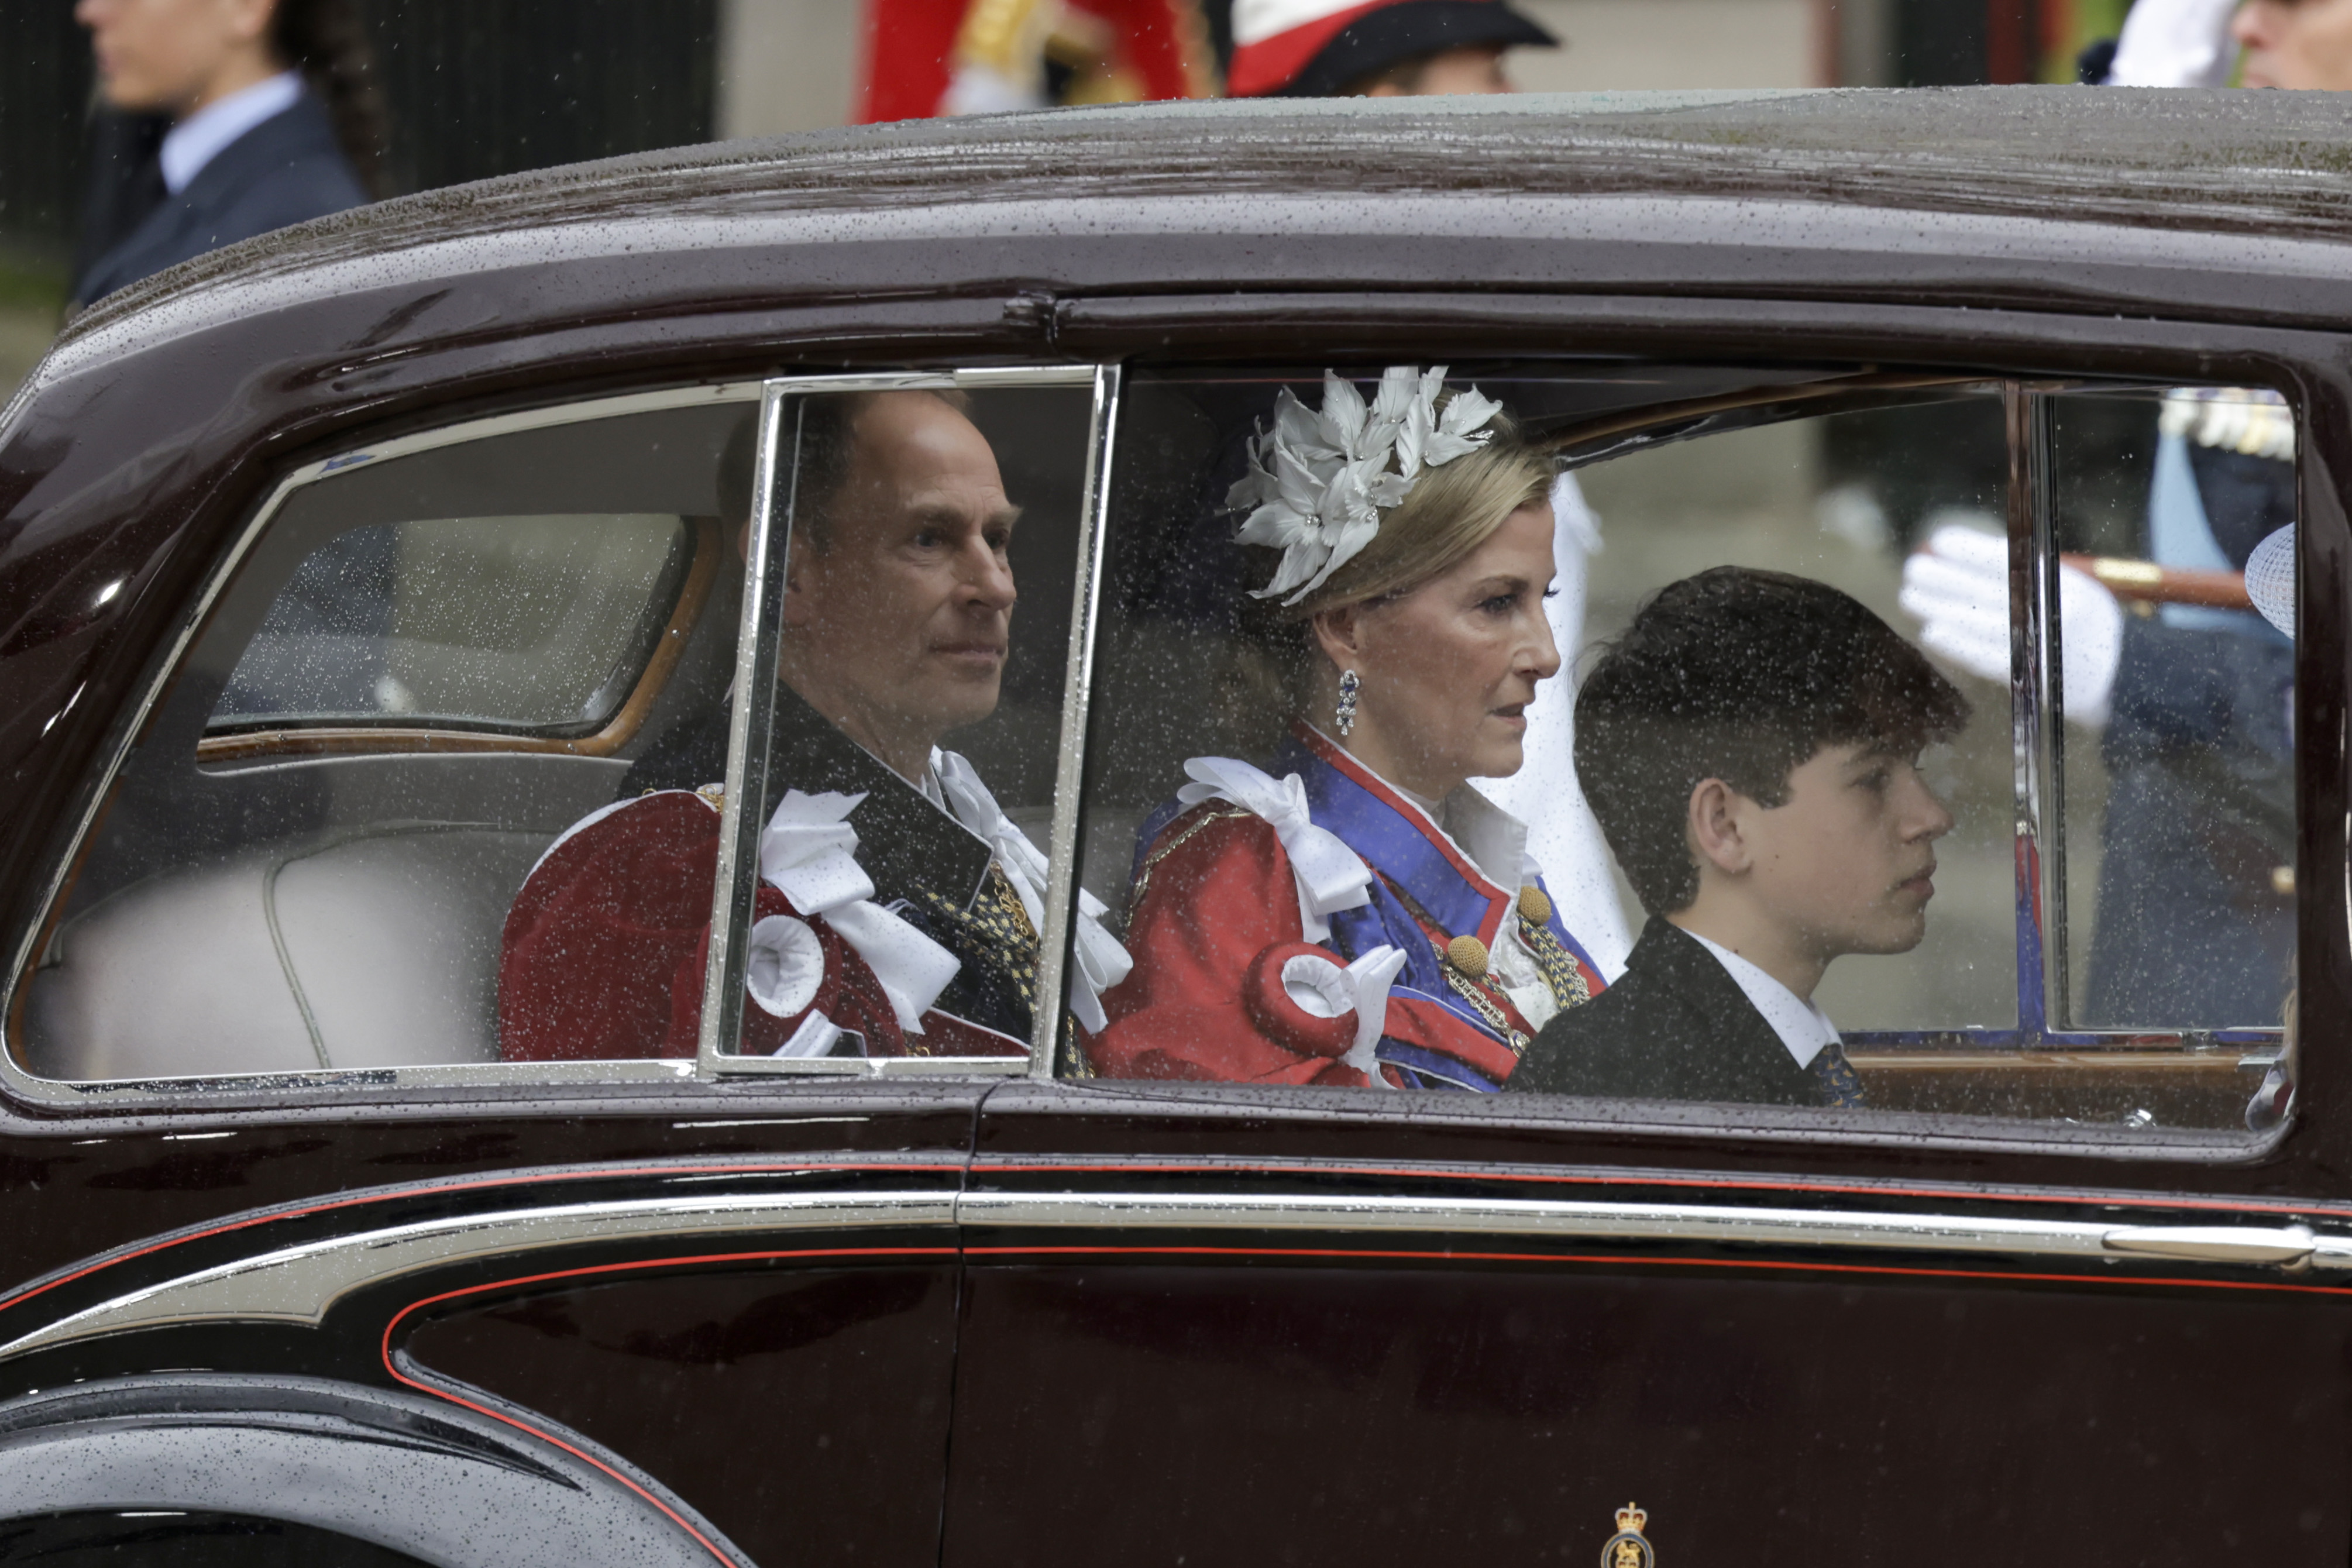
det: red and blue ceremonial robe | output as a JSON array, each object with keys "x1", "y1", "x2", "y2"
[{"x1": 1091, "y1": 723, "x2": 1607, "y2": 1091}]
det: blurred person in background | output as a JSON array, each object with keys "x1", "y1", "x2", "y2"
[
  {"x1": 2082, "y1": 0, "x2": 2352, "y2": 87},
  {"x1": 1225, "y1": 0, "x2": 1557, "y2": 98},
  {"x1": 70, "y1": 0, "x2": 384, "y2": 310},
  {"x1": 2231, "y1": 0, "x2": 2352, "y2": 86}
]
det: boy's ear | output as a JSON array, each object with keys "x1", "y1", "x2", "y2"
[
  {"x1": 1309, "y1": 603, "x2": 1366, "y2": 668},
  {"x1": 1686, "y1": 777, "x2": 1753, "y2": 876}
]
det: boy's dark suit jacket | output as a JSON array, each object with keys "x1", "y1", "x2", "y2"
[
  {"x1": 1512, "y1": 917, "x2": 1836, "y2": 1106},
  {"x1": 73, "y1": 91, "x2": 366, "y2": 308}
]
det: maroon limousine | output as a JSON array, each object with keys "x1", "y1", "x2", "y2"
[{"x1": 0, "y1": 87, "x2": 2343, "y2": 1566}]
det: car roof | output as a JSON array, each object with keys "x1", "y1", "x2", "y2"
[
  {"x1": 16, "y1": 84, "x2": 2352, "y2": 438},
  {"x1": 43, "y1": 87, "x2": 2352, "y2": 333}
]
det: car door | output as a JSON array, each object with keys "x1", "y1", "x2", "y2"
[
  {"x1": 941, "y1": 333, "x2": 2352, "y2": 1566},
  {"x1": 0, "y1": 365, "x2": 1117, "y2": 1567}
]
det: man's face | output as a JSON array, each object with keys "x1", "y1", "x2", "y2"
[
  {"x1": 782, "y1": 393, "x2": 1019, "y2": 759},
  {"x1": 2234, "y1": 0, "x2": 2352, "y2": 89},
  {"x1": 77, "y1": 0, "x2": 269, "y2": 115},
  {"x1": 1722, "y1": 741, "x2": 1952, "y2": 963}
]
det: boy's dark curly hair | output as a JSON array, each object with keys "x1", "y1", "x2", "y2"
[{"x1": 1576, "y1": 566, "x2": 1971, "y2": 914}]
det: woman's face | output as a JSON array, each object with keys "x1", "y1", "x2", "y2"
[
  {"x1": 1314, "y1": 500, "x2": 1562, "y2": 801},
  {"x1": 2234, "y1": 0, "x2": 2352, "y2": 89}
]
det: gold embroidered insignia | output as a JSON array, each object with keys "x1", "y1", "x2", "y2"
[{"x1": 1600, "y1": 1502, "x2": 1653, "y2": 1568}]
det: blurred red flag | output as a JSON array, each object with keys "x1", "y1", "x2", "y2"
[{"x1": 859, "y1": 0, "x2": 1218, "y2": 123}]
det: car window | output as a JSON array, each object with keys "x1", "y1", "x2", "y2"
[
  {"x1": 1064, "y1": 367, "x2": 2295, "y2": 1139},
  {"x1": 2050, "y1": 390, "x2": 2296, "y2": 1041},
  {"x1": 211, "y1": 513, "x2": 696, "y2": 736},
  {"x1": 7, "y1": 372, "x2": 1113, "y2": 1092},
  {"x1": 709, "y1": 381, "x2": 1108, "y2": 1074},
  {"x1": 16, "y1": 391, "x2": 759, "y2": 1084}
]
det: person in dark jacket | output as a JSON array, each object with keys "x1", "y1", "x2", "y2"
[
  {"x1": 71, "y1": 0, "x2": 386, "y2": 310},
  {"x1": 1512, "y1": 568, "x2": 1969, "y2": 1108}
]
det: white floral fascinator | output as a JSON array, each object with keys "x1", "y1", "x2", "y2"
[{"x1": 1226, "y1": 365, "x2": 1505, "y2": 606}]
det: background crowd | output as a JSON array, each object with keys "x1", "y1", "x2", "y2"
[{"x1": 5, "y1": 0, "x2": 2273, "y2": 401}]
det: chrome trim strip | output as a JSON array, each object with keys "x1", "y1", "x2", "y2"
[
  {"x1": 277, "y1": 380, "x2": 768, "y2": 486},
  {"x1": 964, "y1": 1190, "x2": 2106, "y2": 1255},
  {"x1": 952, "y1": 366, "x2": 1098, "y2": 388},
  {"x1": 1032, "y1": 362, "x2": 1122, "y2": 1079},
  {"x1": 0, "y1": 1191, "x2": 956, "y2": 1363},
  {"x1": 8, "y1": 1189, "x2": 2337, "y2": 1363},
  {"x1": 700, "y1": 384, "x2": 793, "y2": 1074},
  {"x1": 2005, "y1": 381, "x2": 2053, "y2": 1036},
  {"x1": 956, "y1": 1190, "x2": 2352, "y2": 1273},
  {"x1": 2019, "y1": 386, "x2": 2072, "y2": 1029},
  {"x1": 2103, "y1": 1223, "x2": 2316, "y2": 1265}
]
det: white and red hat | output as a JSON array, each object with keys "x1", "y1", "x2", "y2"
[{"x1": 1229, "y1": 0, "x2": 1557, "y2": 98}]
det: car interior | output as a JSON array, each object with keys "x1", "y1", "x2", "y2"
[{"x1": 17, "y1": 387, "x2": 1094, "y2": 1082}]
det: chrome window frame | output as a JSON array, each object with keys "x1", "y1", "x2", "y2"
[
  {"x1": 2, "y1": 364, "x2": 1116, "y2": 1105},
  {"x1": 697, "y1": 365, "x2": 1111, "y2": 1081},
  {"x1": 2012, "y1": 381, "x2": 2296, "y2": 1051}
]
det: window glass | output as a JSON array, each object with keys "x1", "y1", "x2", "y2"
[
  {"x1": 214, "y1": 514, "x2": 694, "y2": 733},
  {"x1": 2049, "y1": 389, "x2": 2296, "y2": 1037},
  {"x1": 1574, "y1": 393, "x2": 2016, "y2": 1037},
  {"x1": 1065, "y1": 367, "x2": 2291, "y2": 1136},
  {"x1": 18, "y1": 396, "x2": 755, "y2": 1081},
  {"x1": 717, "y1": 384, "x2": 1105, "y2": 1068}
]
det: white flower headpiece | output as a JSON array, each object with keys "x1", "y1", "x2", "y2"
[{"x1": 1226, "y1": 365, "x2": 1504, "y2": 606}]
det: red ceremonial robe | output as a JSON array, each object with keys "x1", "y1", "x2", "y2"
[
  {"x1": 498, "y1": 789, "x2": 1016, "y2": 1061},
  {"x1": 1091, "y1": 725, "x2": 1607, "y2": 1090}
]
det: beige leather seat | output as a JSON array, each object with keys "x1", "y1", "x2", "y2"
[{"x1": 22, "y1": 824, "x2": 548, "y2": 1081}]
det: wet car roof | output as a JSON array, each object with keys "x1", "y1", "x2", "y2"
[{"x1": 40, "y1": 85, "x2": 2352, "y2": 373}]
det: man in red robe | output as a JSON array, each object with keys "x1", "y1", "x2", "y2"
[{"x1": 501, "y1": 391, "x2": 1119, "y2": 1064}]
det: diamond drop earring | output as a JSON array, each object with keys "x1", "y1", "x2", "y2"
[{"x1": 1335, "y1": 669, "x2": 1361, "y2": 737}]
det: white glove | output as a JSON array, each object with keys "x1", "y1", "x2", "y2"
[
  {"x1": 2109, "y1": 0, "x2": 2240, "y2": 85},
  {"x1": 1899, "y1": 524, "x2": 2124, "y2": 731}
]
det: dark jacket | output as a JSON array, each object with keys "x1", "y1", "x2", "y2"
[
  {"x1": 1511, "y1": 917, "x2": 1836, "y2": 1106},
  {"x1": 73, "y1": 91, "x2": 366, "y2": 308}
]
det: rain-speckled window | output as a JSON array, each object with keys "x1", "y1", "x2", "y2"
[
  {"x1": 20, "y1": 390, "x2": 760, "y2": 1082},
  {"x1": 1061, "y1": 366, "x2": 2298, "y2": 1139},
  {"x1": 16, "y1": 370, "x2": 1112, "y2": 1092}
]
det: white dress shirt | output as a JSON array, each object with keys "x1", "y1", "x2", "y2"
[
  {"x1": 1684, "y1": 930, "x2": 1842, "y2": 1070},
  {"x1": 161, "y1": 71, "x2": 304, "y2": 194}
]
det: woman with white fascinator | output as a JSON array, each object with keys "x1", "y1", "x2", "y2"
[{"x1": 1091, "y1": 368, "x2": 1612, "y2": 1091}]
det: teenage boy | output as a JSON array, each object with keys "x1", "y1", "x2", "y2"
[{"x1": 1512, "y1": 568, "x2": 1970, "y2": 1108}]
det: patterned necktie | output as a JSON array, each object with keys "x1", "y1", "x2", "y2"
[{"x1": 1811, "y1": 1041, "x2": 1866, "y2": 1108}]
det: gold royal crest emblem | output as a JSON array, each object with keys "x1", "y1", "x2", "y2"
[{"x1": 1600, "y1": 1502, "x2": 1654, "y2": 1568}]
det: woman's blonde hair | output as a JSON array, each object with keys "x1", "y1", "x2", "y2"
[{"x1": 1229, "y1": 404, "x2": 1553, "y2": 719}]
